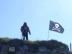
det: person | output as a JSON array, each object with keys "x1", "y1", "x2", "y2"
[{"x1": 21, "y1": 22, "x2": 31, "y2": 40}]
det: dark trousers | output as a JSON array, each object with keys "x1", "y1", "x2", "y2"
[{"x1": 22, "y1": 33, "x2": 28, "y2": 40}]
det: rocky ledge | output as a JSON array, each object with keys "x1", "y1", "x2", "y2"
[{"x1": 0, "y1": 38, "x2": 71, "y2": 54}]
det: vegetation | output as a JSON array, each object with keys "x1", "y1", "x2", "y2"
[{"x1": 0, "y1": 38, "x2": 69, "y2": 51}]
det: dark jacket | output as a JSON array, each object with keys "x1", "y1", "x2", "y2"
[{"x1": 21, "y1": 25, "x2": 31, "y2": 35}]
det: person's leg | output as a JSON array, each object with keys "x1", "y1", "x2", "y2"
[
  {"x1": 26, "y1": 34, "x2": 28, "y2": 40},
  {"x1": 22, "y1": 33, "x2": 25, "y2": 40},
  {"x1": 23, "y1": 36, "x2": 25, "y2": 40}
]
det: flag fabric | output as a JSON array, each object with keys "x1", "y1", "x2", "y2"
[{"x1": 49, "y1": 20, "x2": 64, "y2": 33}]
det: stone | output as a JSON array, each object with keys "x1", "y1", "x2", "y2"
[
  {"x1": 46, "y1": 49, "x2": 51, "y2": 54},
  {"x1": 0, "y1": 51, "x2": 8, "y2": 54},
  {"x1": 26, "y1": 51, "x2": 32, "y2": 54},
  {"x1": 15, "y1": 51, "x2": 22, "y2": 54},
  {"x1": 51, "y1": 49, "x2": 57, "y2": 54},
  {"x1": 9, "y1": 47, "x2": 15, "y2": 52},
  {"x1": 23, "y1": 45, "x2": 29, "y2": 51},
  {"x1": 1, "y1": 45, "x2": 9, "y2": 52},
  {"x1": 38, "y1": 46, "x2": 47, "y2": 52}
]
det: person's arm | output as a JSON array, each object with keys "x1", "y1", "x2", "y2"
[
  {"x1": 28, "y1": 27, "x2": 31, "y2": 35},
  {"x1": 21, "y1": 26, "x2": 23, "y2": 32}
]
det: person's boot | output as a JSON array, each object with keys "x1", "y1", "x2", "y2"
[{"x1": 23, "y1": 37, "x2": 25, "y2": 40}]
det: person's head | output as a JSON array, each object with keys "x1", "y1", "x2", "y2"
[{"x1": 23, "y1": 22, "x2": 27, "y2": 26}]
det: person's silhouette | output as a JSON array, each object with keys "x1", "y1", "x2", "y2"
[{"x1": 21, "y1": 22, "x2": 31, "y2": 40}]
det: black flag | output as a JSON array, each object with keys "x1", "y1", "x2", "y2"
[{"x1": 49, "y1": 20, "x2": 64, "y2": 33}]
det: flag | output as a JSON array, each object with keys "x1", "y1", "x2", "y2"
[{"x1": 49, "y1": 20, "x2": 64, "y2": 33}]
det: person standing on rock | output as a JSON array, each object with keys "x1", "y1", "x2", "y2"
[{"x1": 20, "y1": 22, "x2": 31, "y2": 40}]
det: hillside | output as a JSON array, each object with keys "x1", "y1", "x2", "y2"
[{"x1": 0, "y1": 38, "x2": 70, "y2": 54}]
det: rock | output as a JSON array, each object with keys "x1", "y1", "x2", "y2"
[
  {"x1": 9, "y1": 47, "x2": 15, "y2": 52},
  {"x1": 26, "y1": 51, "x2": 32, "y2": 54},
  {"x1": 1, "y1": 45, "x2": 9, "y2": 52},
  {"x1": 56, "y1": 47, "x2": 70, "y2": 54},
  {"x1": 15, "y1": 51, "x2": 22, "y2": 54},
  {"x1": 23, "y1": 45, "x2": 29, "y2": 51},
  {"x1": 47, "y1": 49, "x2": 51, "y2": 54},
  {"x1": 51, "y1": 49, "x2": 57, "y2": 54},
  {"x1": 38, "y1": 46, "x2": 47, "y2": 52},
  {"x1": 38, "y1": 46, "x2": 52, "y2": 54}
]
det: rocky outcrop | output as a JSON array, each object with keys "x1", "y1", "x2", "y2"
[{"x1": 0, "y1": 38, "x2": 70, "y2": 54}]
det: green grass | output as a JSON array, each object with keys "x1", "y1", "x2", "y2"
[{"x1": 0, "y1": 37, "x2": 69, "y2": 51}]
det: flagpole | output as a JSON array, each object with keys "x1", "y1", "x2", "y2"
[
  {"x1": 47, "y1": 20, "x2": 50, "y2": 40},
  {"x1": 47, "y1": 29, "x2": 49, "y2": 40},
  {"x1": 70, "y1": 43, "x2": 71, "y2": 51}
]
